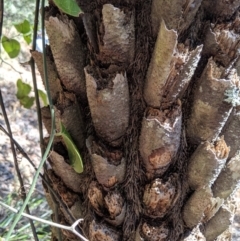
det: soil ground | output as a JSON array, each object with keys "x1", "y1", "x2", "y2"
[{"x1": 0, "y1": 42, "x2": 51, "y2": 240}]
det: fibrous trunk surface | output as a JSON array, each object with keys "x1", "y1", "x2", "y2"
[{"x1": 34, "y1": 0, "x2": 240, "y2": 241}]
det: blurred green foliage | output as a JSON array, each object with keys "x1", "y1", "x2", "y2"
[{"x1": 0, "y1": 1, "x2": 51, "y2": 240}]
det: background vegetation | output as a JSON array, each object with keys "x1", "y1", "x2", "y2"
[{"x1": 0, "y1": 0, "x2": 51, "y2": 240}]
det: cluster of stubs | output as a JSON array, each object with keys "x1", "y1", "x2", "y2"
[{"x1": 33, "y1": 1, "x2": 240, "y2": 241}]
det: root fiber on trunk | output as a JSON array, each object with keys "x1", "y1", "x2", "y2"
[{"x1": 34, "y1": 1, "x2": 240, "y2": 240}]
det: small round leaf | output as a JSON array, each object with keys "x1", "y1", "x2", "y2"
[
  {"x1": 14, "y1": 20, "x2": 31, "y2": 34},
  {"x1": 23, "y1": 34, "x2": 32, "y2": 45},
  {"x1": 1, "y1": 36, "x2": 21, "y2": 58},
  {"x1": 19, "y1": 96, "x2": 35, "y2": 109},
  {"x1": 16, "y1": 79, "x2": 32, "y2": 99}
]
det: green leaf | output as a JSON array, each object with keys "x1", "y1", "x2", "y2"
[
  {"x1": 16, "y1": 79, "x2": 34, "y2": 108},
  {"x1": 53, "y1": 0, "x2": 83, "y2": 17},
  {"x1": 19, "y1": 96, "x2": 35, "y2": 109},
  {"x1": 38, "y1": 89, "x2": 48, "y2": 106},
  {"x1": 1, "y1": 36, "x2": 20, "y2": 58},
  {"x1": 16, "y1": 79, "x2": 31, "y2": 99},
  {"x1": 23, "y1": 34, "x2": 32, "y2": 45},
  {"x1": 14, "y1": 20, "x2": 31, "y2": 34},
  {"x1": 56, "y1": 122, "x2": 83, "y2": 173}
]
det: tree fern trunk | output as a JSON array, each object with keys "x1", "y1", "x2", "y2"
[{"x1": 33, "y1": 0, "x2": 240, "y2": 240}]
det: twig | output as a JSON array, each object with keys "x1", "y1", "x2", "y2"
[
  {"x1": 0, "y1": 125, "x2": 80, "y2": 241},
  {"x1": 40, "y1": 2, "x2": 64, "y2": 240},
  {"x1": 0, "y1": 125, "x2": 77, "y2": 224},
  {"x1": 30, "y1": 0, "x2": 44, "y2": 157},
  {"x1": 0, "y1": 201, "x2": 89, "y2": 241},
  {"x1": 30, "y1": 1, "x2": 62, "y2": 238},
  {"x1": 4, "y1": 106, "x2": 55, "y2": 240},
  {"x1": 0, "y1": 90, "x2": 39, "y2": 241},
  {"x1": 0, "y1": 124, "x2": 41, "y2": 172},
  {"x1": 0, "y1": 57, "x2": 23, "y2": 75},
  {"x1": 5, "y1": 0, "x2": 56, "y2": 238}
]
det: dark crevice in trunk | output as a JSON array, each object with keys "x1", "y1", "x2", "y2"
[
  {"x1": 37, "y1": 0, "x2": 240, "y2": 240},
  {"x1": 121, "y1": 0, "x2": 153, "y2": 240}
]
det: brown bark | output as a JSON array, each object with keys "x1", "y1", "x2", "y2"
[{"x1": 35, "y1": 0, "x2": 240, "y2": 240}]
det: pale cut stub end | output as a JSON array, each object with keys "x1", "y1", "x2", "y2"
[
  {"x1": 186, "y1": 58, "x2": 235, "y2": 144},
  {"x1": 98, "y1": 4, "x2": 135, "y2": 65},
  {"x1": 183, "y1": 187, "x2": 223, "y2": 228},
  {"x1": 187, "y1": 137, "x2": 229, "y2": 190},
  {"x1": 86, "y1": 136, "x2": 126, "y2": 188},
  {"x1": 85, "y1": 68, "x2": 129, "y2": 146},
  {"x1": 144, "y1": 20, "x2": 178, "y2": 108},
  {"x1": 143, "y1": 174, "x2": 179, "y2": 218},
  {"x1": 135, "y1": 222, "x2": 169, "y2": 241},
  {"x1": 89, "y1": 220, "x2": 121, "y2": 241},
  {"x1": 139, "y1": 105, "x2": 182, "y2": 179},
  {"x1": 45, "y1": 15, "x2": 86, "y2": 98},
  {"x1": 212, "y1": 152, "x2": 240, "y2": 200},
  {"x1": 182, "y1": 225, "x2": 206, "y2": 241},
  {"x1": 204, "y1": 204, "x2": 234, "y2": 241}
]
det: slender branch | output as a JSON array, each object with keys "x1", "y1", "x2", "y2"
[
  {"x1": 0, "y1": 124, "x2": 77, "y2": 224},
  {"x1": 0, "y1": 125, "x2": 41, "y2": 172},
  {"x1": 40, "y1": 4, "x2": 65, "y2": 240},
  {"x1": 0, "y1": 201, "x2": 89, "y2": 241},
  {"x1": 30, "y1": 0, "x2": 44, "y2": 157},
  {"x1": 0, "y1": 90, "x2": 39, "y2": 241},
  {"x1": 0, "y1": 57, "x2": 23, "y2": 75},
  {"x1": 4, "y1": 106, "x2": 55, "y2": 240},
  {"x1": 41, "y1": 2, "x2": 51, "y2": 106},
  {"x1": 32, "y1": 0, "x2": 40, "y2": 52},
  {"x1": 4, "y1": 0, "x2": 56, "y2": 233}
]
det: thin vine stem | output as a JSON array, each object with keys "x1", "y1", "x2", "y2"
[
  {"x1": 4, "y1": 108, "x2": 55, "y2": 240},
  {"x1": 0, "y1": 124, "x2": 76, "y2": 220},
  {"x1": 0, "y1": 91, "x2": 39, "y2": 241},
  {"x1": 5, "y1": 0, "x2": 56, "y2": 239},
  {"x1": 30, "y1": 0, "x2": 44, "y2": 157},
  {"x1": 0, "y1": 57, "x2": 23, "y2": 75}
]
